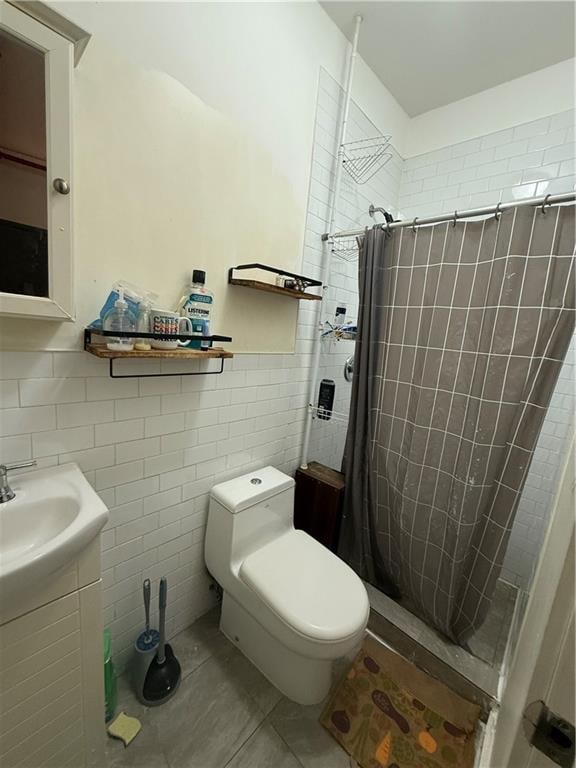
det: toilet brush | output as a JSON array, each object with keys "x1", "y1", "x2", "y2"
[
  {"x1": 142, "y1": 576, "x2": 181, "y2": 705},
  {"x1": 139, "y1": 578, "x2": 160, "y2": 651}
]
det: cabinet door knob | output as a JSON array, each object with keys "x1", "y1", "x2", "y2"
[{"x1": 53, "y1": 178, "x2": 70, "y2": 195}]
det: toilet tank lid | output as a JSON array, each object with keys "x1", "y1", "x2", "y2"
[{"x1": 210, "y1": 466, "x2": 294, "y2": 513}]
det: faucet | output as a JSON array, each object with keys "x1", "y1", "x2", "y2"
[{"x1": 0, "y1": 460, "x2": 37, "y2": 503}]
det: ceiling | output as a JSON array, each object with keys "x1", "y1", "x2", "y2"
[{"x1": 321, "y1": 2, "x2": 575, "y2": 116}]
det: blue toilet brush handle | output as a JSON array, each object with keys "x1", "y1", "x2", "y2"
[{"x1": 157, "y1": 577, "x2": 167, "y2": 664}]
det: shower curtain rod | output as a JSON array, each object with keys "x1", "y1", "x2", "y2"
[{"x1": 324, "y1": 191, "x2": 576, "y2": 241}]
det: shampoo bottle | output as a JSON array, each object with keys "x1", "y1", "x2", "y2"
[{"x1": 178, "y1": 270, "x2": 214, "y2": 349}]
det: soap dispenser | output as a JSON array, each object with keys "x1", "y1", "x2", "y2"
[{"x1": 103, "y1": 287, "x2": 137, "y2": 351}]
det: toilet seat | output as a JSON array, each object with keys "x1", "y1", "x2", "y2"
[{"x1": 239, "y1": 529, "x2": 369, "y2": 644}]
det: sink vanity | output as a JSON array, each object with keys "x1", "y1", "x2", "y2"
[
  {"x1": 0, "y1": 4, "x2": 109, "y2": 764},
  {"x1": 0, "y1": 463, "x2": 109, "y2": 768}
]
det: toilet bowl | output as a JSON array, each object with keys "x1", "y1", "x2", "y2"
[{"x1": 205, "y1": 466, "x2": 369, "y2": 705}]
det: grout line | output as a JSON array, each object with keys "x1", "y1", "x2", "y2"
[
  {"x1": 268, "y1": 719, "x2": 307, "y2": 768},
  {"x1": 220, "y1": 721, "x2": 264, "y2": 768}
]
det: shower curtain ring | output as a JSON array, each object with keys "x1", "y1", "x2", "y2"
[
  {"x1": 452, "y1": 210, "x2": 458, "y2": 227},
  {"x1": 541, "y1": 193, "x2": 552, "y2": 214},
  {"x1": 494, "y1": 202, "x2": 502, "y2": 221},
  {"x1": 386, "y1": 220, "x2": 391, "y2": 236},
  {"x1": 412, "y1": 217, "x2": 418, "y2": 233}
]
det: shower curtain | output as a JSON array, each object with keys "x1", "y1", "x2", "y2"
[{"x1": 340, "y1": 204, "x2": 575, "y2": 644}]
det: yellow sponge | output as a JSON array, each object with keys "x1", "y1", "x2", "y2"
[{"x1": 107, "y1": 712, "x2": 142, "y2": 747}]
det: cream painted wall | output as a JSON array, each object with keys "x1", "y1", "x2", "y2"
[
  {"x1": 405, "y1": 59, "x2": 575, "y2": 157},
  {"x1": 0, "y1": 1, "x2": 409, "y2": 354},
  {"x1": 51, "y1": 1, "x2": 410, "y2": 179}
]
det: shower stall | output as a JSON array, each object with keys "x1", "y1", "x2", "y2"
[{"x1": 300, "y1": 22, "x2": 576, "y2": 707}]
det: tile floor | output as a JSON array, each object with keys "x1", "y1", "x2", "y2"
[{"x1": 106, "y1": 608, "x2": 356, "y2": 768}]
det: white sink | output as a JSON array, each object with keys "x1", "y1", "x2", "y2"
[{"x1": 0, "y1": 463, "x2": 109, "y2": 594}]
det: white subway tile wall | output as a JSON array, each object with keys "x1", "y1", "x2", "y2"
[
  {"x1": 397, "y1": 110, "x2": 576, "y2": 591},
  {"x1": 398, "y1": 111, "x2": 575, "y2": 220},
  {"x1": 306, "y1": 69, "x2": 403, "y2": 470},
  {"x1": 0, "y1": 351, "x2": 312, "y2": 671},
  {"x1": 0, "y1": 81, "x2": 573, "y2": 666}
]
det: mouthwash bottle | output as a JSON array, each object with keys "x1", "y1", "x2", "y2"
[{"x1": 178, "y1": 270, "x2": 214, "y2": 349}]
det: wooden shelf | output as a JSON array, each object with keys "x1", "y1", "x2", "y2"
[
  {"x1": 85, "y1": 344, "x2": 233, "y2": 360},
  {"x1": 228, "y1": 263, "x2": 322, "y2": 301},
  {"x1": 228, "y1": 278, "x2": 322, "y2": 301},
  {"x1": 84, "y1": 327, "x2": 233, "y2": 379}
]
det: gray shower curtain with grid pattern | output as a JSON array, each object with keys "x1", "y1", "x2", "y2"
[{"x1": 340, "y1": 204, "x2": 575, "y2": 644}]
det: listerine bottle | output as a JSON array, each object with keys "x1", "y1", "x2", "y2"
[{"x1": 178, "y1": 270, "x2": 214, "y2": 349}]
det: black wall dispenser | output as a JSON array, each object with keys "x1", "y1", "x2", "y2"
[{"x1": 317, "y1": 379, "x2": 335, "y2": 421}]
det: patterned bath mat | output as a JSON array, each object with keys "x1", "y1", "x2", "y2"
[{"x1": 321, "y1": 636, "x2": 481, "y2": 768}]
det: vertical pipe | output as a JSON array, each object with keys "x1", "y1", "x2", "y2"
[{"x1": 299, "y1": 15, "x2": 362, "y2": 469}]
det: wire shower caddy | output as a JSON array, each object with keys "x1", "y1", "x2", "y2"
[
  {"x1": 329, "y1": 236, "x2": 360, "y2": 262},
  {"x1": 308, "y1": 404, "x2": 350, "y2": 425},
  {"x1": 341, "y1": 135, "x2": 393, "y2": 184}
]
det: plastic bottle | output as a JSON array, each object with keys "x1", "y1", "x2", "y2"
[
  {"x1": 134, "y1": 299, "x2": 152, "y2": 351},
  {"x1": 177, "y1": 270, "x2": 214, "y2": 349},
  {"x1": 102, "y1": 287, "x2": 137, "y2": 351}
]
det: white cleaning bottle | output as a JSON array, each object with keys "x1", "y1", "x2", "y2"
[
  {"x1": 178, "y1": 270, "x2": 214, "y2": 349},
  {"x1": 134, "y1": 298, "x2": 152, "y2": 351},
  {"x1": 103, "y1": 287, "x2": 137, "y2": 351}
]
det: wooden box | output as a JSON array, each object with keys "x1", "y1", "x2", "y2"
[{"x1": 294, "y1": 461, "x2": 345, "y2": 553}]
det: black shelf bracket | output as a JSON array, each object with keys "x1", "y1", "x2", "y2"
[
  {"x1": 84, "y1": 328, "x2": 232, "y2": 347},
  {"x1": 107, "y1": 356, "x2": 226, "y2": 379}
]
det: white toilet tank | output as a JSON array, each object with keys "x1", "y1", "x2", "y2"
[{"x1": 205, "y1": 467, "x2": 295, "y2": 585}]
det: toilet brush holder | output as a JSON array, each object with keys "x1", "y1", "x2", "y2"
[
  {"x1": 142, "y1": 578, "x2": 181, "y2": 705},
  {"x1": 132, "y1": 577, "x2": 181, "y2": 706},
  {"x1": 131, "y1": 641, "x2": 160, "y2": 705}
]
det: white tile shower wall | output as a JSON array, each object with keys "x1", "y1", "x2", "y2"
[
  {"x1": 0, "y1": 351, "x2": 313, "y2": 671},
  {"x1": 398, "y1": 110, "x2": 575, "y2": 220},
  {"x1": 398, "y1": 110, "x2": 576, "y2": 590},
  {"x1": 305, "y1": 69, "x2": 403, "y2": 471}
]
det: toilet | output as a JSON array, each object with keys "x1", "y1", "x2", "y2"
[{"x1": 205, "y1": 466, "x2": 369, "y2": 705}]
